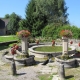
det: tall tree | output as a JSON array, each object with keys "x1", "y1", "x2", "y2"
[
  {"x1": 7, "y1": 12, "x2": 21, "y2": 34},
  {"x1": 25, "y1": 0, "x2": 69, "y2": 37},
  {"x1": 35, "y1": 0, "x2": 69, "y2": 26},
  {"x1": 18, "y1": 19, "x2": 27, "y2": 31},
  {"x1": 25, "y1": 0, "x2": 47, "y2": 37}
]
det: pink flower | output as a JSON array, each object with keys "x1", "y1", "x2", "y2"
[
  {"x1": 60, "y1": 30, "x2": 72, "y2": 38},
  {"x1": 17, "y1": 30, "x2": 30, "y2": 38}
]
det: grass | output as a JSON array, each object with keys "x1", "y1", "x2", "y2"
[
  {"x1": 65, "y1": 67, "x2": 80, "y2": 80},
  {"x1": 0, "y1": 35, "x2": 18, "y2": 42},
  {"x1": 38, "y1": 74, "x2": 53, "y2": 80},
  {"x1": 34, "y1": 46, "x2": 71, "y2": 52},
  {"x1": 39, "y1": 67, "x2": 80, "y2": 80}
]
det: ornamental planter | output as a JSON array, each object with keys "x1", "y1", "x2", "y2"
[
  {"x1": 60, "y1": 30, "x2": 72, "y2": 55},
  {"x1": 14, "y1": 55, "x2": 35, "y2": 66},
  {"x1": 21, "y1": 37, "x2": 28, "y2": 54},
  {"x1": 62, "y1": 37, "x2": 68, "y2": 55},
  {"x1": 55, "y1": 56, "x2": 76, "y2": 68},
  {"x1": 16, "y1": 30, "x2": 30, "y2": 56}
]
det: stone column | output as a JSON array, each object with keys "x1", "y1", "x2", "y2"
[
  {"x1": 62, "y1": 37, "x2": 68, "y2": 55},
  {"x1": 58, "y1": 64, "x2": 65, "y2": 80},
  {"x1": 21, "y1": 37, "x2": 28, "y2": 54},
  {"x1": 11, "y1": 59, "x2": 17, "y2": 75}
]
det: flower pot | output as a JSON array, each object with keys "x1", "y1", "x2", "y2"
[{"x1": 62, "y1": 37, "x2": 68, "y2": 55}]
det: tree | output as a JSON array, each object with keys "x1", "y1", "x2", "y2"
[
  {"x1": 25, "y1": 0, "x2": 69, "y2": 37},
  {"x1": 18, "y1": 19, "x2": 27, "y2": 31},
  {"x1": 4, "y1": 14, "x2": 10, "y2": 19},
  {"x1": 7, "y1": 12, "x2": 21, "y2": 34},
  {"x1": 35, "y1": 0, "x2": 69, "y2": 26},
  {"x1": 25, "y1": 0, "x2": 47, "y2": 37}
]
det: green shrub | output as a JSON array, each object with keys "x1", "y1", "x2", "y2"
[{"x1": 60, "y1": 54, "x2": 69, "y2": 60}]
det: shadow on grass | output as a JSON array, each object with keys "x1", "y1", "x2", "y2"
[
  {"x1": 0, "y1": 45, "x2": 8, "y2": 50},
  {"x1": 65, "y1": 75, "x2": 74, "y2": 79}
]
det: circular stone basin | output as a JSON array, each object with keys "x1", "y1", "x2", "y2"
[{"x1": 29, "y1": 45, "x2": 76, "y2": 58}]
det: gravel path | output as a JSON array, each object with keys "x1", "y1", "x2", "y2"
[
  {"x1": 0, "y1": 49, "x2": 40, "y2": 80},
  {"x1": 0, "y1": 49, "x2": 59, "y2": 80},
  {"x1": 0, "y1": 65, "x2": 40, "y2": 80}
]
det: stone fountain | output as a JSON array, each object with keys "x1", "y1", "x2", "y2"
[{"x1": 4, "y1": 30, "x2": 35, "y2": 66}]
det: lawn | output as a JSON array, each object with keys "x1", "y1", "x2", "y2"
[
  {"x1": 65, "y1": 67, "x2": 80, "y2": 80},
  {"x1": 34, "y1": 46, "x2": 71, "y2": 52},
  {"x1": 0, "y1": 35, "x2": 18, "y2": 42}
]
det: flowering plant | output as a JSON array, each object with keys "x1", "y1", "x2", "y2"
[
  {"x1": 70, "y1": 41, "x2": 73, "y2": 44},
  {"x1": 35, "y1": 40, "x2": 39, "y2": 44},
  {"x1": 11, "y1": 44, "x2": 19, "y2": 55},
  {"x1": 52, "y1": 40, "x2": 55, "y2": 46},
  {"x1": 60, "y1": 30, "x2": 72, "y2": 38},
  {"x1": 16, "y1": 30, "x2": 30, "y2": 38},
  {"x1": 78, "y1": 43, "x2": 80, "y2": 47}
]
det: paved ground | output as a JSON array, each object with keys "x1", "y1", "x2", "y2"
[
  {"x1": 0, "y1": 49, "x2": 60, "y2": 80},
  {"x1": 0, "y1": 61, "x2": 59, "y2": 80}
]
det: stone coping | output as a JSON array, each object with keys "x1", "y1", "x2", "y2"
[
  {"x1": 55, "y1": 57, "x2": 80, "y2": 68},
  {"x1": 29, "y1": 45, "x2": 76, "y2": 58}
]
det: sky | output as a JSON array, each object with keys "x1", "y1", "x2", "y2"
[{"x1": 0, "y1": 0, "x2": 80, "y2": 27}]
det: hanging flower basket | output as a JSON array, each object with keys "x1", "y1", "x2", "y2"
[
  {"x1": 16, "y1": 30, "x2": 30, "y2": 38},
  {"x1": 60, "y1": 30, "x2": 72, "y2": 38}
]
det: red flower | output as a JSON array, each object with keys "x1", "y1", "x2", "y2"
[
  {"x1": 13, "y1": 43, "x2": 17, "y2": 47},
  {"x1": 36, "y1": 40, "x2": 39, "y2": 44},
  {"x1": 52, "y1": 40, "x2": 55, "y2": 46},
  {"x1": 11, "y1": 48, "x2": 16, "y2": 55},
  {"x1": 11, "y1": 44, "x2": 19, "y2": 55},
  {"x1": 78, "y1": 43, "x2": 80, "y2": 47},
  {"x1": 12, "y1": 44, "x2": 19, "y2": 50},
  {"x1": 15, "y1": 45, "x2": 19, "y2": 50},
  {"x1": 70, "y1": 41, "x2": 73, "y2": 44}
]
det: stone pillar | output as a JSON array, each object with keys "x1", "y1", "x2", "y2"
[
  {"x1": 58, "y1": 64, "x2": 65, "y2": 80},
  {"x1": 21, "y1": 37, "x2": 28, "y2": 54},
  {"x1": 62, "y1": 37, "x2": 68, "y2": 55},
  {"x1": 11, "y1": 59, "x2": 17, "y2": 75}
]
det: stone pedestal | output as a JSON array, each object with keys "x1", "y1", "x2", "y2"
[
  {"x1": 11, "y1": 59, "x2": 17, "y2": 75},
  {"x1": 58, "y1": 64, "x2": 65, "y2": 80},
  {"x1": 21, "y1": 37, "x2": 28, "y2": 54},
  {"x1": 62, "y1": 37, "x2": 68, "y2": 55}
]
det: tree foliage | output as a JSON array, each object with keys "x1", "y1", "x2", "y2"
[
  {"x1": 35, "y1": 0, "x2": 69, "y2": 26},
  {"x1": 7, "y1": 12, "x2": 21, "y2": 34},
  {"x1": 4, "y1": 14, "x2": 10, "y2": 19},
  {"x1": 18, "y1": 19, "x2": 27, "y2": 31},
  {"x1": 25, "y1": 0, "x2": 47, "y2": 37},
  {"x1": 42, "y1": 24, "x2": 80, "y2": 39}
]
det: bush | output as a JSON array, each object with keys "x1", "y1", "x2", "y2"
[
  {"x1": 60, "y1": 54, "x2": 69, "y2": 60},
  {"x1": 28, "y1": 36, "x2": 35, "y2": 43},
  {"x1": 42, "y1": 24, "x2": 59, "y2": 39}
]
